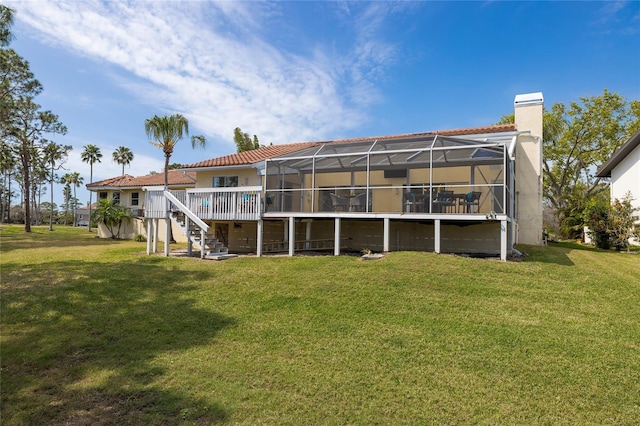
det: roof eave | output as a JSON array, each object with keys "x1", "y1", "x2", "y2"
[{"x1": 596, "y1": 129, "x2": 640, "y2": 178}]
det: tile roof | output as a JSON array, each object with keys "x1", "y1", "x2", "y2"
[
  {"x1": 182, "y1": 124, "x2": 517, "y2": 169},
  {"x1": 184, "y1": 142, "x2": 322, "y2": 168},
  {"x1": 87, "y1": 170, "x2": 196, "y2": 189}
]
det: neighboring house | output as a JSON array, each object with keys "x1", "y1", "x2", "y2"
[
  {"x1": 141, "y1": 92, "x2": 544, "y2": 261},
  {"x1": 74, "y1": 205, "x2": 92, "y2": 226},
  {"x1": 86, "y1": 170, "x2": 196, "y2": 240},
  {"x1": 596, "y1": 129, "x2": 640, "y2": 245}
]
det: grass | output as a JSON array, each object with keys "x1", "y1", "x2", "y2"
[{"x1": 1, "y1": 224, "x2": 639, "y2": 425}]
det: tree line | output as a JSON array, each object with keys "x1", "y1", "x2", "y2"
[{"x1": 1, "y1": 5, "x2": 141, "y2": 230}]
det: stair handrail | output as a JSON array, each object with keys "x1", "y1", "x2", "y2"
[{"x1": 164, "y1": 190, "x2": 209, "y2": 233}]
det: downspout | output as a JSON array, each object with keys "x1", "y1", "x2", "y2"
[{"x1": 507, "y1": 135, "x2": 522, "y2": 256}]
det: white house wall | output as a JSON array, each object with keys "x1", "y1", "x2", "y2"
[{"x1": 610, "y1": 143, "x2": 640, "y2": 245}]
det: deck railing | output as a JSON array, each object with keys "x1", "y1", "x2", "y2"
[
  {"x1": 143, "y1": 183, "x2": 508, "y2": 221},
  {"x1": 143, "y1": 187, "x2": 263, "y2": 221}
]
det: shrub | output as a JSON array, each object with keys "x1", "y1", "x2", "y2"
[
  {"x1": 134, "y1": 234, "x2": 147, "y2": 242},
  {"x1": 584, "y1": 192, "x2": 639, "y2": 251}
]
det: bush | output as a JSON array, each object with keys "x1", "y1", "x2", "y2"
[
  {"x1": 584, "y1": 192, "x2": 639, "y2": 251},
  {"x1": 134, "y1": 234, "x2": 146, "y2": 242},
  {"x1": 583, "y1": 198, "x2": 611, "y2": 249}
]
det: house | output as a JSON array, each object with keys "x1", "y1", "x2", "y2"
[
  {"x1": 74, "y1": 205, "x2": 91, "y2": 227},
  {"x1": 86, "y1": 170, "x2": 197, "y2": 240},
  {"x1": 596, "y1": 128, "x2": 640, "y2": 245},
  {"x1": 140, "y1": 92, "x2": 544, "y2": 261}
]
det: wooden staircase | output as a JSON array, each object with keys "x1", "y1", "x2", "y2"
[{"x1": 170, "y1": 211, "x2": 236, "y2": 260}]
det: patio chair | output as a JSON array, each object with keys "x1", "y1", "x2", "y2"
[
  {"x1": 349, "y1": 193, "x2": 367, "y2": 212},
  {"x1": 330, "y1": 193, "x2": 349, "y2": 211},
  {"x1": 459, "y1": 191, "x2": 481, "y2": 213},
  {"x1": 433, "y1": 190, "x2": 456, "y2": 213}
]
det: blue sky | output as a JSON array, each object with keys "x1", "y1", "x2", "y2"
[{"x1": 6, "y1": 1, "x2": 640, "y2": 207}]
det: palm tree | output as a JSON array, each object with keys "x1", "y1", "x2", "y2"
[
  {"x1": 144, "y1": 114, "x2": 206, "y2": 189},
  {"x1": 42, "y1": 142, "x2": 71, "y2": 230},
  {"x1": 112, "y1": 146, "x2": 134, "y2": 176},
  {"x1": 92, "y1": 199, "x2": 132, "y2": 239},
  {"x1": 66, "y1": 171, "x2": 83, "y2": 226},
  {"x1": 60, "y1": 173, "x2": 73, "y2": 225},
  {"x1": 81, "y1": 144, "x2": 102, "y2": 232}
]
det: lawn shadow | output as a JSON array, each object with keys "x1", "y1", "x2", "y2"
[{"x1": 1, "y1": 257, "x2": 235, "y2": 424}]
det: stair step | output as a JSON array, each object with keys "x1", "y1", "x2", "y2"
[
  {"x1": 204, "y1": 253, "x2": 238, "y2": 261},
  {"x1": 170, "y1": 208, "x2": 231, "y2": 259}
]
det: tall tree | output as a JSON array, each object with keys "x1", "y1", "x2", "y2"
[
  {"x1": 112, "y1": 146, "x2": 134, "y2": 175},
  {"x1": 1, "y1": 4, "x2": 14, "y2": 46},
  {"x1": 60, "y1": 173, "x2": 72, "y2": 225},
  {"x1": 233, "y1": 127, "x2": 260, "y2": 153},
  {"x1": 144, "y1": 114, "x2": 206, "y2": 189},
  {"x1": 8, "y1": 99, "x2": 67, "y2": 232},
  {"x1": 498, "y1": 90, "x2": 640, "y2": 235},
  {"x1": 0, "y1": 140, "x2": 17, "y2": 222},
  {"x1": 66, "y1": 171, "x2": 83, "y2": 226},
  {"x1": 2, "y1": 5, "x2": 66, "y2": 231},
  {"x1": 42, "y1": 142, "x2": 71, "y2": 230},
  {"x1": 543, "y1": 90, "x2": 640, "y2": 213},
  {"x1": 81, "y1": 144, "x2": 102, "y2": 232}
]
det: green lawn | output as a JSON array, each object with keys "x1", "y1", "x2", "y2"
[{"x1": 1, "y1": 225, "x2": 639, "y2": 425}]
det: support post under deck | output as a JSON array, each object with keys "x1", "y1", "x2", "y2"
[
  {"x1": 501, "y1": 219, "x2": 507, "y2": 261},
  {"x1": 146, "y1": 219, "x2": 153, "y2": 254},
  {"x1": 383, "y1": 218, "x2": 390, "y2": 252},
  {"x1": 434, "y1": 219, "x2": 441, "y2": 254},
  {"x1": 256, "y1": 219, "x2": 263, "y2": 257},
  {"x1": 334, "y1": 217, "x2": 341, "y2": 256},
  {"x1": 164, "y1": 217, "x2": 170, "y2": 257},
  {"x1": 288, "y1": 217, "x2": 295, "y2": 257}
]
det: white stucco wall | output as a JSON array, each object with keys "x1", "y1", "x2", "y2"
[{"x1": 610, "y1": 143, "x2": 640, "y2": 245}]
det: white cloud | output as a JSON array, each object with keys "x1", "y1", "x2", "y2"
[{"x1": 10, "y1": 1, "x2": 402, "y2": 147}]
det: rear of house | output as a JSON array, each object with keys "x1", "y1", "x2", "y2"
[{"x1": 137, "y1": 92, "x2": 544, "y2": 260}]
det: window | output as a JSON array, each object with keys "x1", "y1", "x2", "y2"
[
  {"x1": 99, "y1": 191, "x2": 108, "y2": 200},
  {"x1": 213, "y1": 176, "x2": 239, "y2": 188},
  {"x1": 112, "y1": 192, "x2": 120, "y2": 205},
  {"x1": 131, "y1": 192, "x2": 139, "y2": 206}
]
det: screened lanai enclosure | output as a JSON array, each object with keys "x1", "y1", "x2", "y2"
[
  {"x1": 263, "y1": 134, "x2": 516, "y2": 218},
  {"x1": 257, "y1": 133, "x2": 520, "y2": 260}
]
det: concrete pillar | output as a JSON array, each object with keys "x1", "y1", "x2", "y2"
[
  {"x1": 256, "y1": 219, "x2": 263, "y2": 257},
  {"x1": 164, "y1": 217, "x2": 170, "y2": 257},
  {"x1": 305, "y1": 220, "x2": 312, "y2": 249},
  {"x1": 186, "y1": 217, "x2": 192, "y2": 256},
  {"x1": 288, "y1": 217, "x2": 295, "y2": 256},
  {"x1": 383, "y1": 218, "x2": 390, "y2": 252},
  {"x1": 501, "y1": 219, "x2": 508, "y2": 261},
  {"x1": 153, "y1": 219, "x2": 159, "y2": 253},
  {"x1": 334, "y1": 218, "x2": 341, "y2": 256},
  {"x1": 434, "y1": 219, "x2": 441, "y2": 254},
  {"x1": 146, "y1": 219, "x2": 152, "y2": 254},
  {"x1": 200, "y1": 228, "x2": 206, "y2": 259}
]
